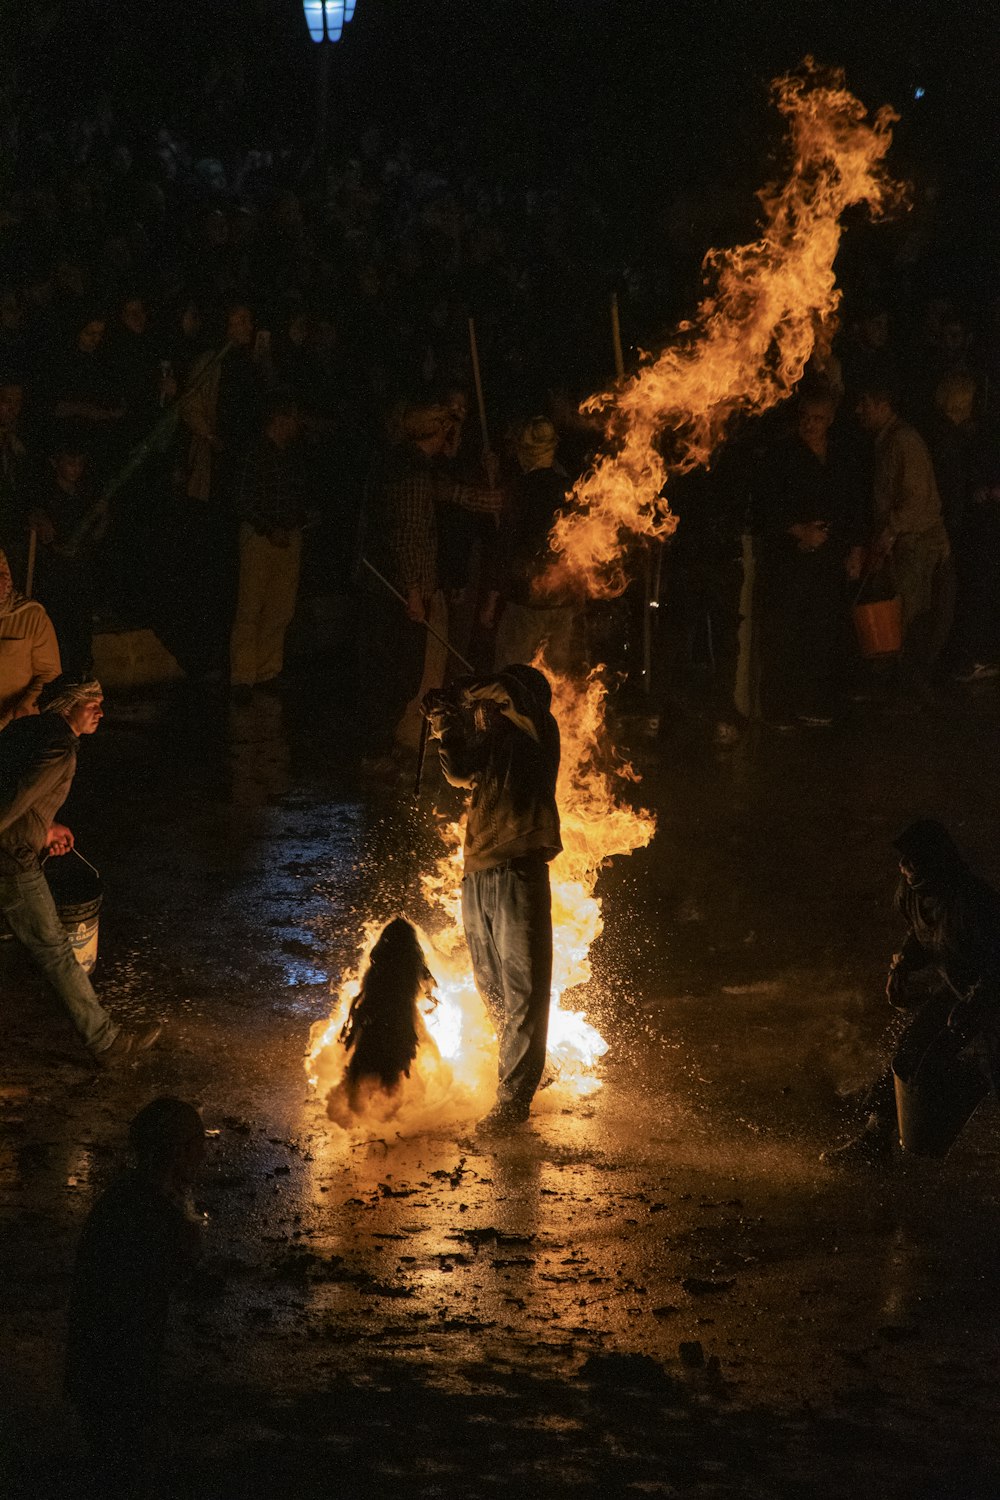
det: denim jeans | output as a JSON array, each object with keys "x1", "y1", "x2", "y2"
[
  {"x1": 461, "y1": 856, "x2": 553, "y2": 1110},
  {"x1": 0, "y1": 861, "x2": 117, "y2": 1053}
]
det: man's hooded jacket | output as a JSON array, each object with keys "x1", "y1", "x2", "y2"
[{"x1": 434, "y1": 664, "x2": 561, "y2": 873}]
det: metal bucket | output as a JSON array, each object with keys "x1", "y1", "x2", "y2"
[
  {"x1": 893, "y1": 1036, "x2": 988, "y2": 1157},
  {"x1": 44, "y1": 849, "x2": 103, "y2": 975}
]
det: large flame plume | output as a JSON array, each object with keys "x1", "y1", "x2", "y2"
[
  {"x1": 540, "y1": 61, "x2": 903, "y2": 599},
  {"x1": 308, "y1": 63, "x2": 902, "y2": 1133}
]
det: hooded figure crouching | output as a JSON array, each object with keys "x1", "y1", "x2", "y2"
[{"x1": 826, "y1": 820, "x2": 1000, "y2": 1165}]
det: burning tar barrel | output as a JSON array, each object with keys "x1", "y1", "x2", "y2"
[{"x1": 43, "y1": 849, "x2": 103, "y2": 973}]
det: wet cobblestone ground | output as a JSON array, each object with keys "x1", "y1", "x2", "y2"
[{"x1": 3, "y1": 679, "x2": 1000, "y2": 1497}]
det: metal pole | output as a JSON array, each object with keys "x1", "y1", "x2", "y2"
[
  {"x1": 468, "y1": 316, "x2": 490, "y2": 456},
  {"x1": 360, "y1": 557, "x2": 474, "y2": 673}
]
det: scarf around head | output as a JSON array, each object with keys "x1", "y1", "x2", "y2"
[
  {"x1": 516, "y1": 416, "x2": 558, "y2": 472},
  {"x1": 43, "y1": 679, "x2": 103, "y2": 715},
  {"x1": 0, "y1": 549, "x2": 26, "y2": 617}
]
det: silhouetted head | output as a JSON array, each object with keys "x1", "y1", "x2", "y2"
[
  {"x1": 341, "y1": 919, "x2": 433, "y2": 1092},
  {"x1": 129, "y1": 1096, "x2": 205, "y2": 1183},
  {"x1": 894, "y1": 820, "x2": 965, "y2": 886},
  {"x1": 370, "y1": 917, "x2": 425, "y2": 969}
]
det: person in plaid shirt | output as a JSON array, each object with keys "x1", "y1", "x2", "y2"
[{"x1": 357, "y1": 401, "x2": 501, "y2": 767}]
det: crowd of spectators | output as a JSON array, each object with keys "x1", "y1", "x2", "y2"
[{"x1": 0, "y1": 88, "x2": 998, "y2": 751}]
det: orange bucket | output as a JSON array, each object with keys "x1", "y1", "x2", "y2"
[{"x1": 852, "y1": 595, "x2": 903, "y2": 658}]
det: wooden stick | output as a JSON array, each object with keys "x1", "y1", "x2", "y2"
[
  {"x1": 611, "y1": 291, "x2": 625, "y2": 381},
  {"x1": 360, "y1": 557, "x2": 474, "y2": 672},
  {"x1": 468, "y1": 316, "x2": 490, "y2": 456},
  {"x1": 25, "y1": 527, "x2": 37, "y2": 598}
]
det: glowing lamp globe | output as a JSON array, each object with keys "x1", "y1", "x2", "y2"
[
  {"x1": 345, "y1": 1, "x2": 357, "y2": 18},
  {"x1": 303, "y1": 0, "x2": 345, "y2": 43}
]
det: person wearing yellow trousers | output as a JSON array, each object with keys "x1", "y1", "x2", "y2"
[{"x1": 229, "y1": 394, "x2": 307, "y2": 704}]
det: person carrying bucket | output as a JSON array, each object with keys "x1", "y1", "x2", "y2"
[
  {"x1": 851, "y1": 378, "x2": 954, "y2": 690},
  {"x1": 824, "y1": 820, "x2": 1000, "y2": 1166},
  {"x1": 0, "y1": 678, "x2": 161, "y2": 1066}
]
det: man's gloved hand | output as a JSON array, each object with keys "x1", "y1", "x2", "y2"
[
  {"x1": 886, "y1": 954, "x2": 910, "y2": 1008},
  {"x1": 421, "y1": 687, "x2": 455, "y2": 716},
  {"x1": 421, "y1": 686, "x2": 462, "y2": 738}
]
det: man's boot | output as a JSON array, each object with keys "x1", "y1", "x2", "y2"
[
  {"x1": 476, "y1": 1100, "x2": 530, "y2": 1138},
  {"x1": 95, "y1": 1023, "x2": 163, "y2": 1069},
  {"x1": 821, "y1": 1110, "x2": 897, "y2": 1168}
]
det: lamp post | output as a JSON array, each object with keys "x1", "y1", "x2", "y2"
[{"x1": 302, "y1": 1, "x2": 359, "y2": 174}]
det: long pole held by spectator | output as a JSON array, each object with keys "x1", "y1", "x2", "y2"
[
  {"x1": 468, "y1": 316, "x2": 490, "y2": 457},
  {"x1": 25, "y1": 526, "x2": 37, "y2": 599},
  {"x1": 360, "y1": 557, "x2": 474, "y2": 673},
  {"x1": 614, "y1": 291, "x2": 655, "y2": 698},
  {"x1": 611, "y1": 292, "x2": 626, "y2": 381},
  {"x1": 63, "y1": 340, "x2": 234, "y2": 561}
]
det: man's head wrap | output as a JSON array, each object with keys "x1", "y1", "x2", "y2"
[
  {"x1": 0, "y1": 548, "x2": 26, "y2": 617},
  {"x1": 502, "y1": 663, "x2": 553, "y2": 711},
  {"x1": 401, "y1": 402, "x2": 448, "y2": 443},
  {"x1": 516, "y1": 416, "x2": 558, "y2": 473},
  {"x1": 43, "y1": 679, "x2": 103, "y2": 715}
]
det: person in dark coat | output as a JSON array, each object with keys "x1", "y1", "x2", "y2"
[
  {"x1": 424, "y1": 663, "x2": 561, "y2": 1135},
  {"x1": 66, "y1": 1097, "x2": 205, "y2": 1488},
  {"x1": 825, "y1": 820, "x2": 1000, "y2": 1165},
  {"x1": 487, "y1": 417, "x2": 577, "y2": 674},
  {"x1": 753, "y1": 390, "x2": 858, "y2": 725},
  {"x1": 44, "y1": 309, "x2": 125, "y2": 481}
]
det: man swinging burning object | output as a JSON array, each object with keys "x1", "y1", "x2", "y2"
[{"x1": 423, "y1": 664, "x2": 561, "y2": 1137}]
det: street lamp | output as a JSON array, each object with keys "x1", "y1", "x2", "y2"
[
  {"x1": 302, "y1": 1, "x2": 359, "y2": 171},
  {"x1": 303, "y1": 0, "x2": 358, "y2": 43},
  {"x1": 303, "y1": 1, "x2": 343, "y2": 42}
]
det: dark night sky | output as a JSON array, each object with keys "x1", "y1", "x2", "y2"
[{"x1": 9, "y1": 1, "x2": 998, "y2": 142}]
